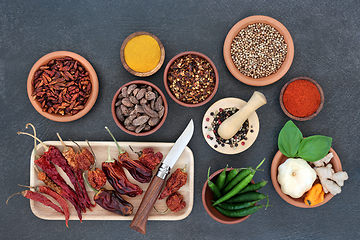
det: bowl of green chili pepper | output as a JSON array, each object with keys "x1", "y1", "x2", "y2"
[{"x1": 202, "y1": 163, "x2": 269, "y2": 224}]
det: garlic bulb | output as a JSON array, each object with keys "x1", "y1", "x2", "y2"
[{"x1": 277, "y1": 158, "x2": 317, "y2": 198}]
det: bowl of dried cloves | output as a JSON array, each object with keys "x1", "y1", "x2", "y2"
[
  {"x1": 27, "y1": 51, "x2": 99, "y2": 122},
  {"x1": 112, "y1": 80, "x2": 168, "y2": 136},
  {"x1": 163, "y1": 51, "x2": 219, "y2": 107}
]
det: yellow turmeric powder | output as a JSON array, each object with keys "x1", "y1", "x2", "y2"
[{"x1": 124, "y1": 35, "x2": 161, "y2": 73}]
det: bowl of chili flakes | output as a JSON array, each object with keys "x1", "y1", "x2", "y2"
[
  {"x1": 27, "y1": 51, "x2": 99, "y2": 122},
  {"x1": 163, "y1": 51, "x2": 219, "y2": 107}
]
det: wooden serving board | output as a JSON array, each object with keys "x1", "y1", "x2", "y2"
[{"x1": 29, "y1": 141, "x2": 194, "y2": 221}]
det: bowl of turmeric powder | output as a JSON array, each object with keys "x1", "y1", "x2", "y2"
[
  {"x1": 120, "y1": 31, "x2": 165, "y2": 77},
  {"x1": 279, "y1": 77, "x2": 324, "y2": 121}
]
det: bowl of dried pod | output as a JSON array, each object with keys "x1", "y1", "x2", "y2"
[
  {"x1": 112, "y1": 80, "x2": 168, "y2": 136},
  {"x1": 223, "y1": 15, "x2": 294, "y2": 86},
  {"x1": 27, "y1": 51, "x2": 99, "y2": 122},
  {"x1": 163, "y1": 51, "x2": 219, "y2": 107}
]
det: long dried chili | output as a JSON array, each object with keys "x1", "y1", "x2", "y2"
[
  {"x1": 22, "y1": 190, "x2": 64, "y2": 214},
  {"x1": 106, "y1": 127, "x2": 152, "y2": 183},
  {"x1": 102, "y1": 147, "x2": 143, "y2": 197},
  {"x1": 159, "y1": 165, "x2": 187, "y2": 200},
  {"x1": 37, "y1": 186, "x2": 70, "y2": 227},
  {"x1": 282, "y1": 79, "x2": 321, "y2": 117}
]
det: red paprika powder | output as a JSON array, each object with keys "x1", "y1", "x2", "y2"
[{"x1": 282, "y1": 79, "x2": 321, "y2": 117}]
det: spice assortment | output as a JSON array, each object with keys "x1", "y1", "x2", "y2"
[{"x1": 164, "y1": 52, "x2": 218, "y2": 107}]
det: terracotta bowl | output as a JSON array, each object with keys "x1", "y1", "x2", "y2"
[
  {"x1": 120, "y1": 31, "x2": 165, "y2": 77},
  {"x1": 202, "y1": 168, "x2": 254, "y2": 224},
  {"x1": 223, "y1": 15, "x2": 294, "y2": 86},
  {"x1": 27, "y1": 51, "x2": 99, "y2": 122},
  {"x1": 163, "y1": 51, "x2": 219, "y2": 107},
  {"x1": 111, "y1": 80, "x2": 168, "y2": 136},
  {"x1": 271, "y1": 148, "x2": 342, "y2": 208},
  {"x1": 280, "y1": 77, "x2": 324, "y2": 121}
]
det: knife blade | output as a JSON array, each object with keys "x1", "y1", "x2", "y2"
[{"x1": 130, "y1": 119, "x2": 194, "y2": 234}]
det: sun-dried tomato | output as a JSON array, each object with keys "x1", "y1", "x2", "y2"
[
  {"x1": 159, "y1": 165, "x2": 187, "y2": 200},
  {"x1": 138, "y1": 148, "x2": 163, "y2": 171},
  {"x1": 166, "y1": 192, "x2": 186, "y2": 212}
]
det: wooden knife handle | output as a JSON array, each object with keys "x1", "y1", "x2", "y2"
[{"x1": 130, "y1": 175, "x2": 165, "y2": 234}]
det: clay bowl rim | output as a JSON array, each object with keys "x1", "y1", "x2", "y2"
[
  {"x1": 270, "y1": 148, "x2": 342, "y2": 208},
  {"x1": 27, "y1": 51, "x2": 99, "y2": 122},
  {"x1": 279, "y1": 77, "x2": 324, "y2": 121},
  {"x1": 111, "y1": 80, "x2": 168, "y2": 136},
  {"x1": 202, "y1": 168, "x2": 254, "y2": 224},
  {"x1": 223, "y1": 15, "x2": 294, "y2": 86},
  {"x1": 163, "y1": 51, "x2": 219, "y2": 107},
  {"x1": 120, "y1": 31, "x2": 165, "y2": 77}
]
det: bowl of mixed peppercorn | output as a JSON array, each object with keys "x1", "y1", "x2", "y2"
[
  {"x1": 163, "y1": 51, "x2": 219, "y2": 107},
  {"x1": 223, "y1": 15, "x2": 294, "y2": 86},
  {"x1": 27, "y1": 51, "x2": 99, "y2": 122}
]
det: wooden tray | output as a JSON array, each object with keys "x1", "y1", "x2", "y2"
[{"x1": 29, "y1": 141, "x2": 194, "y2": 221}]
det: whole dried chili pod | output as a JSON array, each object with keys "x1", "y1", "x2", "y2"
[
  {"x1": 85, "y1": 140, "x2": 107, "y2": 190},
  {"x1": 159, "y1": 165, "x2": 187, "y2": 200},
  {"x1": 102, "y1": 147, "x2": 143, "y2": 197},
  {"x1": 83, "y1": 172, "x2": 133, "y2": 216},
  {"x1": 166, "y1": 192, "x2": 186, "y2": 212},
  {"x1": 106, "y1": 127, "x2": 152, "y2": 183},
  {"x1": 133, "y1": 147, "x2": 163, "y2": 171}
]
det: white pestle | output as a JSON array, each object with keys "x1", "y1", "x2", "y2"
[{"x1": 218, "y1": 91, "x2": 267, "y2": 140}]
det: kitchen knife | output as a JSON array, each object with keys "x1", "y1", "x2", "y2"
[{"x1": 130, "y1": 119, "x2": 194, "y2": 234}]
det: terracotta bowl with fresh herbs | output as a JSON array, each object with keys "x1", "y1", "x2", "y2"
[
  {"x1": 163, "y1": 51, "x2": 219, "y2": 107},
  {"x1": 271, "y1": 120, "x2": 344, "y2": 208}
]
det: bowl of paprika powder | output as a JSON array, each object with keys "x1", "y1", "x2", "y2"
[{"x1": 280, "y1": 77, "x2": 324, "y2": 121}]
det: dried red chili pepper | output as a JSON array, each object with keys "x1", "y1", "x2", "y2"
[
  {"x1": 102, "y1": 147, "x2": 143, "y2": 197},
  {"x1": 18, "y1": 129, "x2": 84, "y2": 221},
  {"x1": 106, "y1": 127, "x2": 152, "y2": 183},
  {"x1": 84, "y1": 172, "x2": 134, "y2": 216},
  {"x1": 159, "y1": 165, "x2": 187, "y2": 200},
  {"x1": 84, "y1": 140, "x2": 107, "y2": 190},
  {"x1": 131, "y1": 147, "x2": 163, "y2": 171},
  {"x1": 166, "y1": 192, "x2": 186, "y2": 212}
]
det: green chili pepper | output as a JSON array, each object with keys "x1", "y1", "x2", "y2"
[
  {"x1": 212, "y1": 159, "x2": 265, "y2": 206},
  {"x1": 207, "y1": 167, "x2": 221, "y2": 200},
  {"x1": 215, "y1": 205, "x2": 265, "y2": 218},
  {"x1": 238, "y1": 180, "x2": 268, "y2": 194},
  {"x1": 221, "y1": 168, "x2": 253, "y2": 194},
  {"x1": 211, "y1": 200, "x2": 258, "y2": 211},
  {"x1": 227, "y1": 192, "x2": 268, "y2": 203},
  {"x1": 215, "y1": 165, "x2": 228, "y2": 191},
  {"x1": 224, "y1": 168, "x2": 240, "y2": 186}
]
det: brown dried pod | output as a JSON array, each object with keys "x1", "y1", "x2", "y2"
[
  {"x1": 145, "y1": 91, "x2": 156, "y2": 101},
  {"x1": 117, "y1": 93, "x2": 124, "y2": 100},
  {"x1": 120, "y1": 105, "x2": 130, "y2": 116},
  {"x1": 121, "y1": 86, "x2": 128, "y2": 98},
  {"x1": 129, "y1": 95, "x2": 139, "y2": 105},
  {"x1": 132, "y1": 88, "x2": 140, "y2": 97},
  {"x1": 154, "y1": 96, "x2": 163, "y2": 111},
  {"x1": 136, "y1": 88, "x2": 146, "y2": 100},
  {"x1": 122, "y1": 98, "x2": 134, "y2": 108},
  {"x1": 115, "y1": 100, "x2": 122, "y2": 107},
  {"x1": 144, "y1": 125, "x2": 151, "y2": 131},
  {"x1": 140, "y1": 98, "x2": 147, "y2": 106},
  {"x1": 158, "y1": 106, "x2": 165, "y2": 118},
  {"x1": 143, "y1": 104, "x2": 159, "y2": 118},
  {"x1": 148, "y1": 117, "x2": 160, "y2": 126},
  {"x1": 134, "y1": 104, "x2": 144, "y2": 113},
  {"x1": 132, "y1": 115, "x2": 150, "y2": 126},
  {"x1": 127, "y1": 84, "x2": 137, "y2": 95},
  {"x1": 150, "y1": 99, "x2": 155, "y2": 110},
  {"x1": 125, "y1": 124, "x2": 136, "y2": 131},
  {"x1": 135, "y1": 124, "x2": 146, "y2": 133},
  {"x1": 116, "y1": 106, "x2": 124, "y2": 122}
]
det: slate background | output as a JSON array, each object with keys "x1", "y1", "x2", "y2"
[{"x1": 1, "y1": 0, "x2": 359, "y2": 239}]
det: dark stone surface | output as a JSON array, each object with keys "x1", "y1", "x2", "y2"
[{"x1": 1, "y1": 0, "x2": 359, "y2": 239}]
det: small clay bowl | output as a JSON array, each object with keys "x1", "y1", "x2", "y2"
[
  {"x1": 223, "y1": 15, "x2": 294, "y2": 86},
  {"x1": 279, "y1": 77, "x2": 324, "y2": 121},
  {"x1": 120, "y1": 31, "x2": 165, "y2": 77},
  {"x1": 27, "y1": 51, "x2": 99, "y2": 122},
  {"x1": 111, "y1": 80, "x2": 168, "y2": 136},
  {"x1": 271, "y1": 148, "x2": 342, "y2": 208},
  {"x1": 202, "y1": 168, "x2": 254, "y2": 224},
  {"x1": 163, "y1": 51, "x2": 219, "y2": 107}
]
